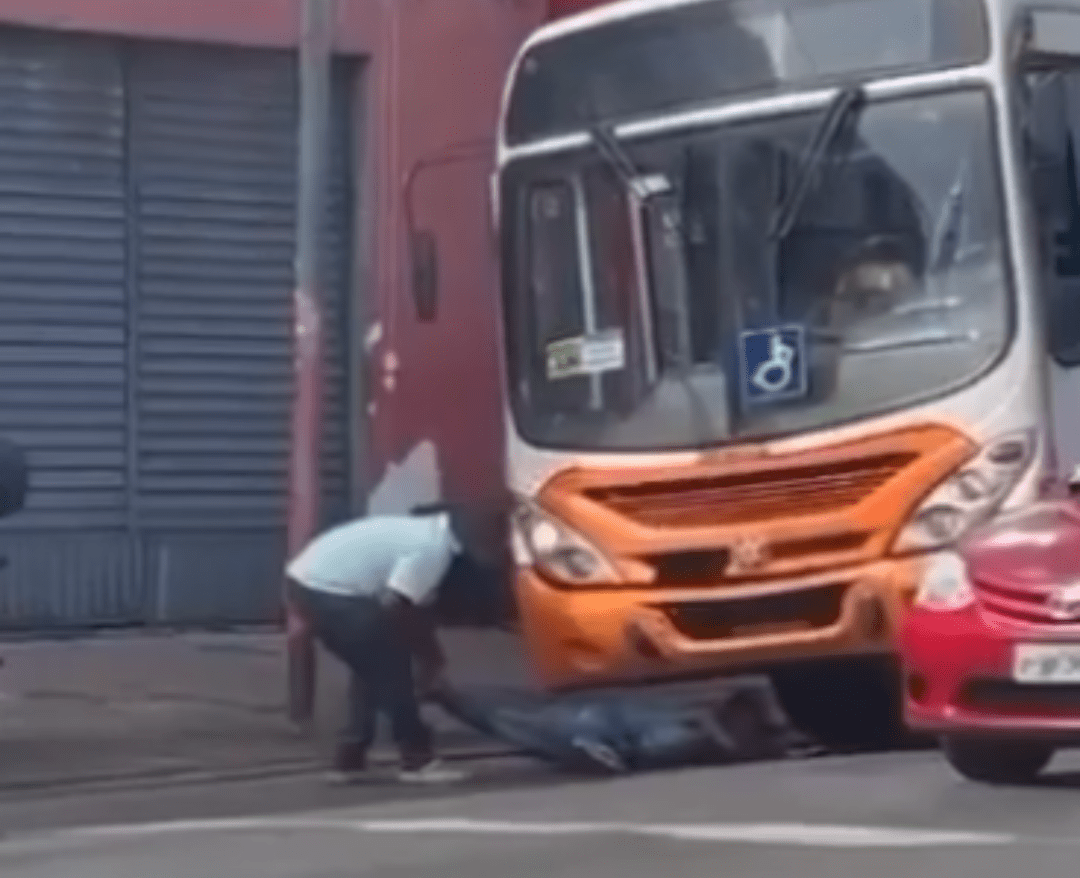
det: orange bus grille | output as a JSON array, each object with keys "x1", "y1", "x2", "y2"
[
  {"x1": 583, "y1": 452, "x2": 916, "y2": 528},
  {"x1": 660, "y1": 582, "x2": 849, "y2": 640}
]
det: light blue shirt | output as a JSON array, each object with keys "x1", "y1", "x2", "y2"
[{"x1": 286, "y1": 513, "x2": 461, "y2": 605}]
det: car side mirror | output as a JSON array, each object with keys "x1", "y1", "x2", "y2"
[
  {"x1": 0, "y1": 438, "x2": 28, "y2": 519},
  {"x1": 409, "y1": 229, "x2": 440, "y2": 323}
]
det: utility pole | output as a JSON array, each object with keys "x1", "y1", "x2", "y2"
[{"x1": 286, "y1": 0, "x2": 335, "y2": 725}]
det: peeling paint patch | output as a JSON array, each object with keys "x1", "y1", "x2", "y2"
[
  {"x1": 364, "y1": 321, "x2": 383, "y2": 352},
  {"x1": 381, "y1": 349, "x2": 400, "y2": 393},
  {"x1": 366, "y1": 440, "x2": 442, "y2": 515}
]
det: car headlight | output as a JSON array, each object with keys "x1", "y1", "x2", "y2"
[
  {"x1": 893, "y1": 429, "x2": 1037, "y2": 553},
  {"x1": 914, "y1": 551, "x2": 975, "y2": 610},
  {"x1": 510, "y1": 499, "x2": 620, "y2": 586}
]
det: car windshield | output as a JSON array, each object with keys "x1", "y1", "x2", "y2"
[{"x1": 500, "y1": 87, "x2": 1011, "y2": 451}]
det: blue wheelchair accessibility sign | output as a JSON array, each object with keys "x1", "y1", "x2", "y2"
[{"x1": 739, "y1": 325, "x2": 808, "y2": 404}]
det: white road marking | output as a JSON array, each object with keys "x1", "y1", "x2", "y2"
[
  {"x1": 0, "y1": 816, "x2": 1018, "y2": 856},
  {"x1": 354, "y1": 819, "x2": 1015, "y2": 847}
]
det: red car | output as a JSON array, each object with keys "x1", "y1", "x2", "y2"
[{"x1": 900, "y1": 499, "x2": 1080, "y2": 784}]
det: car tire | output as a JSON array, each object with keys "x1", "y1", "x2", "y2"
[
  {"x1": 942, "y1": 735, "x2": 1055, "y2": 785},
  {"x1": 769, "y1": 656, "x2": 905, "y2": 751}
]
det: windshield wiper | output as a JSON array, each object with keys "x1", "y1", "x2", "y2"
[
  {"x1": 587, "y1": 124, "x2": 668, "y2": 386},
  {"x1": 929, "y1": 173, "x2": 966, "y2": 272},
  {"x1": 843, "y1": 327, "x2": 978, "y2": 354},
  {"x1": 591, "y1": 124, "x2": 672, "y2": 201},
  {"x1": 768, "y1": 85, "x2": 866, "y2": 240},
  {"x1": 589, "y1": 125, "x2": 719, "y2": 440}
]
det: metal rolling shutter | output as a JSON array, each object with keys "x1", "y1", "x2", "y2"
[
  {"x1": 129, "y1": 44, "x2": 354, "y2": 623},
  {"x1": 0, "y1": 31, "x2": 135, "y2": 626}
]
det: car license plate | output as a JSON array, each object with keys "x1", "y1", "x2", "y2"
[{"x1": 1013, "y1": 643, "x2": 1080, "y2": 683}]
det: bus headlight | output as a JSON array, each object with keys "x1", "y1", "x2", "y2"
[
  {"x1": 893, "y1": 429, "x2": 1037, "y2": 553},
  {"x1": 914, "y1": 551, "x2": 974, "y2": 610},
  {"x1": 510, "y1": 500, "x2": 620, "y2": 585}
]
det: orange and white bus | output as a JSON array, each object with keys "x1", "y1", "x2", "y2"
[{"x1": 493, "y1": 0, "x2": 1080, "y2": 746}]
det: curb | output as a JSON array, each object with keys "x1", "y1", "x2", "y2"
[{"x1": 0, "y1": 742, "x2": 521, "y2": 799}]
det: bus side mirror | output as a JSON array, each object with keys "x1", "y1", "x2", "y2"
[
  {"x1": 0, "y1": 438, "x2": 28, "y2": 519},
  {"x1": 409, "y1": 229, "x2": 440, "y2": 322}
]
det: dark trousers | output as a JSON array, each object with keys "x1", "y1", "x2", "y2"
[{"x1": 289, "y1": 581, "x2": 432, "y2": 764}]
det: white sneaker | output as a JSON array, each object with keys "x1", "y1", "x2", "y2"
[
  {"x1": 398, "y1": 759, "x2": 468, "y2": 784},
  {"x1": 324, "y1": 769, "x2": 367, "y2": 786}
]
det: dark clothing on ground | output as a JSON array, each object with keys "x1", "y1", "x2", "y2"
[
  {"x1": 435, "y1": 686, "x2": 808, "y2": 774},
  {"x1": 288, "y1": 579, "x2": 432, "y2": 768}
]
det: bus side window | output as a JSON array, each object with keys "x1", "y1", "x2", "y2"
[
  {"x1": 1026, "y1": 70, "x2": 1080, "y2": 363},
  {"x1": 1054, "y1": 138, "x2": 1080, "y2": 279},
  {"x1": 525, "y1": 181, "x2": 594, "y2": 412}
]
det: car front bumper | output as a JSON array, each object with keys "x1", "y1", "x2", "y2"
[{"x1": 901, "y1": 603, "x2": 1080, "y2": 739}]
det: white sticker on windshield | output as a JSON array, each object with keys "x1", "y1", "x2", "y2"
[{"x1": 546, "y1": 329, "x2": 626, "y2": 381}]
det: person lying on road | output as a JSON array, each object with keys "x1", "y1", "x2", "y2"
[{"x1": 432, "y1": 684, "x2": 819, "y2": 774}]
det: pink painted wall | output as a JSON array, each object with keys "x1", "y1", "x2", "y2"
[
  {"x1": 365, "y1": 0, "x2": 620, "y2": 516},
  {"x1": 547, "y1": 0, "x2": 616, "y2": 17},
  {"x1": 0, "y1": 0, "x2": 379, "y2": 50},
  {"x1": 367, "y1": 0, "x2": 546, "y2": 517}
]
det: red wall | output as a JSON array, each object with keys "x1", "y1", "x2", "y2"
[
  {"x1": 363, "y1": 0, "x2": 546, "y2": 519},
  {"x1": 365, "y1": 0, "x2": 621, "y2": 520},
  {"x1": 547, "y1": 0, "x2": 618, "y2": 17},
  {"x1": 0, "y1": 0, "x2": 381, "y2": 49}
]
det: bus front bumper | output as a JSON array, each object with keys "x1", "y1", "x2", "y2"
[{"x1": 513, "y1": 560, "x2": 920, "y2": 689}]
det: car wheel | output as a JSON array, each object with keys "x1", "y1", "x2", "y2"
[
  {"x1": 942, "y1": 735, "x2": 1055, "y2": 785},
  {"x1": 769, "y1": 656, "x2": 905, "y2": 751}
]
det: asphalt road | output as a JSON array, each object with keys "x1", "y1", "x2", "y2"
[{"x1": 4, "y1": 747, "x2": 1080, "y2": 877}]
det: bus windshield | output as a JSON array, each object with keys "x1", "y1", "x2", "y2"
[
  {"x1": 500, "y1": 88, "x2": 1011, "y2": 451},
  {"x1": 505, "y1": 0, "x2": 990, "y2": 144}
]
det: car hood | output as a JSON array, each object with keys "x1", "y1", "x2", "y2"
[{"x1": 963, "y1": 501, "x2": 1080, "y2": 591}]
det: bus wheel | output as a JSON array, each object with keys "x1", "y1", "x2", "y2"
[
  {"x1": 942, "y1": 735, "x2": 1054, "y2": 785},
  {"x1": 769, "y1": 657, "x2": 904, "y2": 751}
]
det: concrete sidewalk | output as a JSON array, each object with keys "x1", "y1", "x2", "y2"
[{"x1": 0, "y1": 628, "x2": 534, "y2": 792}]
